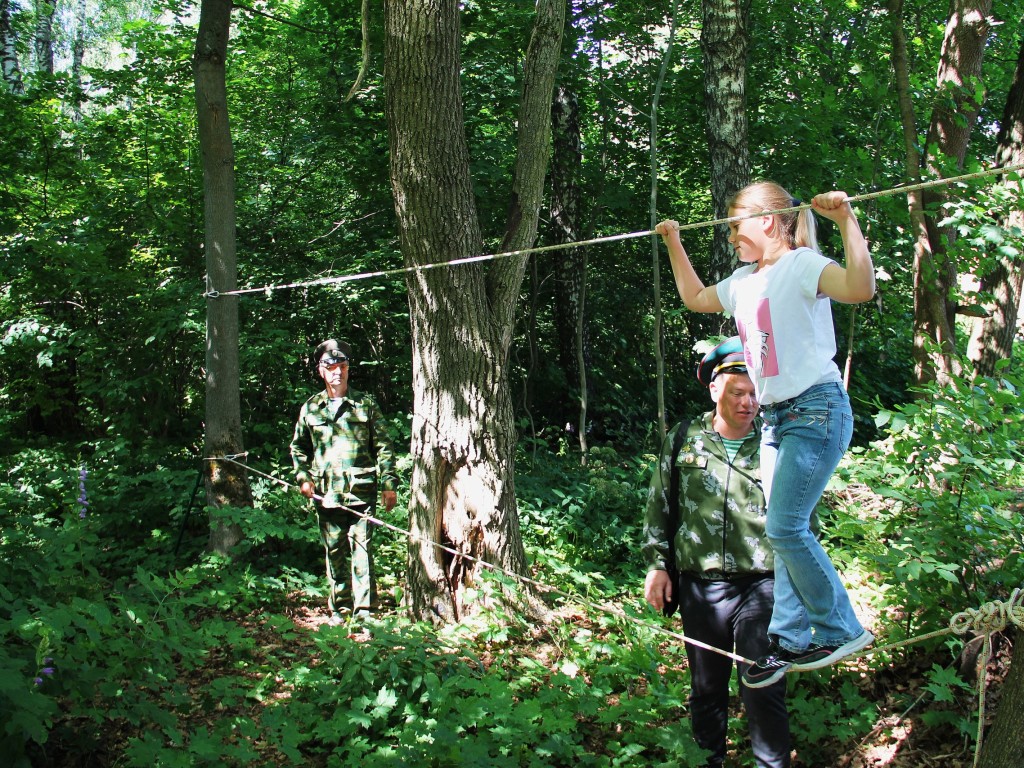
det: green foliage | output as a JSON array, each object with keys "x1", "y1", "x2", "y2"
[
  {"x1": 260, "y1": 608, "x2": 708, "y2": 768},
  {"x1": 518, "y1": 441, "x2": 651, "y2": 593},
  {"x1": 4, "y1": 0, "x2": 1024, "y2": 764},
  {"x1": 839, "y1": 358, "x2": 1024, "y2": 639},
  {"x1": 0, "y1": 437, "x2": 712, "y2": 766},
  {"x1": 918, "y1": 661, "x2": 978, "y2": 736},
  {"x1": 787, "y1": 678, "x2": 876, "y2": 765},
  {"x1": 1, "y1": 417, "x2": 1014, "y2": 766},
  {"x1": 939, "y1": 176, "x2": 1024, "y2": 306}
]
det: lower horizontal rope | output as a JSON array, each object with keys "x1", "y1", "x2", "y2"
[
  {"x1": 203, "y1": 449, "x2": 1024, "y2": 754},
  {"x1": 205, "y1": 454, "x2": 753, "y2": 665}
]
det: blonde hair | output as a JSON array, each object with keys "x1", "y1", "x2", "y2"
[{"x1": 727, "y1": 181, "x2": 819, "y2": 253}]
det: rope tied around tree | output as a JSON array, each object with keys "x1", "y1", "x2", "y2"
[
  {"x1": 948, "y1": 586, "x2": 1024, "y2": 637},
  {"x1": 945, "y1": 587, "x2": 1024, "y2": 768}
]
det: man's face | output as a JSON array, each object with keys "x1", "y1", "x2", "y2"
[
  {"x1": 710, "y1": 373, "x2": 757, "y2": 431},
  {"x1": 318, "y1": 359, "x2": 349, "y2": 391}
]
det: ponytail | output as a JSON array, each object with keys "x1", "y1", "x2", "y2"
[{"x1": 795, "y1": 207, "x2": 819, "y2": 253}]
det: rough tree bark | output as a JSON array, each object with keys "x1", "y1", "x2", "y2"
[
  {"x1": 979, "y1": 629, "x2": 1024, "y2": 766},
  {"x1": 700, "y1": 0, "x2": 750, "y2": 283},
  {"x1": 888, "y1": 0, "x2": 936, "y2": 377},
  {"x1": 384, "y1": 0, "x2": 564, "y2": 623},
  {"x1": 194, "y1": 0, "x2": 251, "y2": 554},
  {"x1": 32, "y1": 0, "x2": 54, "y2": 75},
  {"x1": 966, "y1": 34, "x2": 1024, "y2": 378}
]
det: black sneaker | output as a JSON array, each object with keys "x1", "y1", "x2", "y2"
[
  {"x1": 790, "y1": 630, "x2": 874, "y2": 671},
  {"x1": 742, "y1": 644, "x2": 797, "y2": 688}
]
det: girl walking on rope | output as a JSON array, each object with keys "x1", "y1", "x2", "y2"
[{"x1": 657, "y1": 182, "x2": 875, "y2": 688}]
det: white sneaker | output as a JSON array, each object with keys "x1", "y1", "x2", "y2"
[{"x1": 790, "y1": 630, "x2": 874, "y2": 671}]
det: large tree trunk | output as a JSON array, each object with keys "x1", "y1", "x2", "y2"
[
  {"x1": 978, "y1": 629, "x2": 1024, "y2": 766},
  {"x1": 194, "y1": 0, "x2": 250, "y2": 554},
  {"x1": 967, "y1": 34, "x2": 1024, "y2": 378},
  {"x1": 384, "y1": 0, "x2": 564, "y2": 623},
  {"x1": 700, "y1": 0, "x2": 750, "y2": 283},
  {"x1": 675, "y1": 0, "x2": 750, "y2": 354},
  {"x1": 911, "y1": 0, "x2": 992, "y2": 385},
  {"x1": 1, "y1": 0, "x2": 23, "y2": 93},
  {"x1": 550, "y1": 83, "x2": 590, "y2": 455}
]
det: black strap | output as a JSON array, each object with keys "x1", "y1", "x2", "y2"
[
  {"x1": 661, "y1": 419, "x2": 691, "y2": 616},
  {"x1": 666, "y1": 419, "x2": 691, "y2": 570}
]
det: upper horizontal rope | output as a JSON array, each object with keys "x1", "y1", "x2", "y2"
[{"x1": 205, "y1": 162, "x2": 1024, "y2": 298}]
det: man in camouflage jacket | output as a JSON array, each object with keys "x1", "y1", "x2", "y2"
[
  {"x1": 291, "y1": 339, "x2": 397, "y2": 619},
  {"x1": 643, "y1": 337, "x2": 790, "y2": 768}
]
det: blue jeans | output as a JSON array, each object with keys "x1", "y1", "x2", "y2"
[
  {"x1": 679, "y1": 575, "x2": 791, "y2": 768},
  {"x1": 760, "y1": 382, "x2": 864, "y2": 652}
]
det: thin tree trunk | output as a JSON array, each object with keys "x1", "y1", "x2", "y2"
[
  {"x1": 650, "y1": 0, "x2": 679, "y2": 442},
  {"x1": 194, "y1": 0, "x2": 250, "y2": 554},
  {"x1": 843, "y1": 305, "x2": 858, "y2": 389},
  {"x1": 384, "y1": 0, "x2": 564, "y2": 623},
  {"x1": 522, "y1": 256, "x2": 540, "y2": 456},
  {"x1": 70, "y1": 0, "x2": 87, "y2": 121},
  {"x1": 550, "y1": 83, "x2": 589, "y2": 459},
  {"x1": 888, "y1": 0, "x2": 935, "y2": 382},
  {"x1": 33, "y1": 0, "x2": 55, "y2": 75},
  {"x1": 575, "y1": 283, "x2": 587, "y2": 459},
  {"x1": 967, "y1": 34, "x2": 1024, "y2": 378}
]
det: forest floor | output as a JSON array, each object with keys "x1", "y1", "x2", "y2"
[
  {"x1": 826, "y1": 643, "x2": 1011, "y2": 768},
  {"x1": 32, "y1": 591, "x2": 1009, "y2": 767},
  {"x1": 283, "y1": 599, "x2": 1011, "y2": 768}
]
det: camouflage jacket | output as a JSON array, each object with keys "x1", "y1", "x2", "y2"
[
  {"x1": 642, "y1": 411, "x2": 772, "y2": 578},
  {"x1": 290, "y1": 387, "x2": 397, "y2": 509}
]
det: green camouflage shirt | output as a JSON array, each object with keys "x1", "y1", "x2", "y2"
[
  {"x1": 290, "y1": 387, "x2": 397, "y2": 509},
  {"x1": 642, "y1": 411, "x2": 773, "y2": 578}
]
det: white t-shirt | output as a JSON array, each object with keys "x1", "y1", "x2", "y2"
[{"x1": 716, "y1": 247, "x2": 843, "y2": 405}]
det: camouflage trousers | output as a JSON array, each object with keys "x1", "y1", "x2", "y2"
[{"x1": 316, "y1": 505, "x2": 376, "y2": 614}]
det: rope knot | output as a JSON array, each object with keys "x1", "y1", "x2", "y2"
[{"x1": 949, "y1": 587, "x2": 1024, "y2": 636}]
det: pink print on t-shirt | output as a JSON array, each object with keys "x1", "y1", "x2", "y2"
[{"x1": 738, "y1": 299, "x2": 779, "y2": 380}]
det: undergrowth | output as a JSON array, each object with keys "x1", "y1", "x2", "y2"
[{"x1": 3, "y1": 368, "x2": 1022, "y2": 766}]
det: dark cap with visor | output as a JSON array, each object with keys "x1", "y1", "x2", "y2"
[
  {"x1": 696, "y1": 336, "x2": 748, "y2": 386},
  {"x1": 313, "y1": 339, "x2": 352, "y2": 367}
]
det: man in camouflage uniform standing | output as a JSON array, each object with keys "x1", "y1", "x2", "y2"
[
  {"x1": 643, "y1": 337, "x2": 790, "y2": 768},
  {"x1": 291, "y1": 339, "x2": 397, "y2": 620}
]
